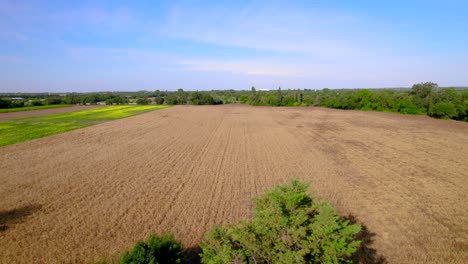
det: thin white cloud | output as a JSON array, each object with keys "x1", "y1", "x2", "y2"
[
  {"x1": 178, "y1": 59, "x2": 322, "y2": 77},
  {"x1": 159, "y1": 4, "x2": 366, "y2": 57},
  {"x1": 65, "y1": 46, "x2": 182, "y2": 66}
]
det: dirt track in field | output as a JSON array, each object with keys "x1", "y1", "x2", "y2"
[
  {"x1": 0, "y1": 105, "x2": 102, "y2": 120},
  {"x1": 1, "y1": 105, "x2": 467, "y2": 263}
]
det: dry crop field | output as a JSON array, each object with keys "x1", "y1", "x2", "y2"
[{"x1": 1, "y1": 105, "x2": 467, "y2": 263}]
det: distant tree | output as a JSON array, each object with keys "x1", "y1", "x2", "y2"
[
  {"x1": 411, "y1": 82, "x2": 437, "y2": 98},
  {"x1": 276, "y1": 87, "x2": 283, "y2": 106},
  {"x1": 0, "y1": 98, "x2": 12, "y2": 108},
  {"x1": 154, "y1": 96, "x2": 164, "y2": 105},
  {"x1": 136, "y1": 98, "x2": 149, "y2": 105},
  {"x1": 189, "y1": 91, "x2": 203, "y2": 105},
  {"x1": 356, "y1": 89, "x2": 372, "y2": 110},
  {"x1": 154, "y1": 90, "x2": 161, "y2": 98},
  {"x1": 239, "y1": 94, "x2": 248, "y2": 104},
  {"x1": 428, "y1": 88, "x2": 465, "y2": 119},
  {"x1": 177, "y1": 88, "x2": 187, "y2": 104},
  {"x1": 222, "y1": 95, "x2": 232, "y2": 104},
  {"x1": 84, "y1": 94, "x2": 99, "y2": 104},
  {"x1": 165, "y1": 94, "x2": 179, "y2": 105},
  {"x1": 296, "y1": 91, "x2": 303, "y2": 104},
  {"x1": 395, "y1": 96, "x2": 420, "y2": 114},
  {"x1": 30, "y1": 99, "x2": 44, "y2": 106},
  {"x1": 428, "y1": 102, "x2": 457, "y2": 119},
  {"x1": 113, "y1": 95, "x2": 124, "y2": 105},
  {"x1": 249, "y1": 86, "x2": 260, "y2": 105},
  {"x1": 189, "y1": 91, "x2": 221, "y2": 105},
  {"x1": 64, "y1": 93, "x2": 81, "y2": 104},
  {"x1": 411, "y1": 82, "x2": 437, "y2": 111},
  {"x1": 45, "y1": 96, "x2": 63, "y2": 105}
]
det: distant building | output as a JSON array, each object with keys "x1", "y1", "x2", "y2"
[{"x1": 10, "y1": 97, "x2": 24, "y2": 101}]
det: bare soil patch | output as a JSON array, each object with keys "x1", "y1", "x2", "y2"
[
  {"x1": 0, "y1": 105, "x2": 467, "y2": 263},
  {"x1": 0, "y1": 105, "x2": 102, "y2": 121}
]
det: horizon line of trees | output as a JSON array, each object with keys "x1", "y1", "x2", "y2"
[
  {"x1": 238, "y1": 82, "x2": 467, "y2": 121},
  {"x1": 1, "y1": 82, "x2": 467, "y2": 121}
]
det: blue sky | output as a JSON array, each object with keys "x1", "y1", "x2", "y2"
[{"x1": 1, "y1": 0, "x2": 467, "y2": 92}]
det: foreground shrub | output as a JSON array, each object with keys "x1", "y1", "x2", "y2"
[
  {"x1": 200, "y1": 180, "x2": 361, "y2": 264},
  {"x1": 120, "y1": 233, "x2": 184, "y2": 264}
]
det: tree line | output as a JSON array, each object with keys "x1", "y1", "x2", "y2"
[
  {"x1": 1, "y1": 82, "x2": 467, "y2": 121},
  {"x1": 232, "y1": 82, "x2": 467, "y2": 121},
  {"x1": 0, "y1": 89, "x2": 222, "y2": 108}
]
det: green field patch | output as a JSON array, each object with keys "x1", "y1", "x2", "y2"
[
  {"x1": 0, "y1": 105, "x2": 169, "y2": 146},
  {"x1": 0, "y1": 104, "x2": 72, "y2": 113}
]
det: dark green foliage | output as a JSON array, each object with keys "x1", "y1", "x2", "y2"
[
  {"x1": 177, "y1": 89, "x2": 188, "y2": 104},
  {"x1": 411, "y1": 82, "x2": 437, "y2": 111},
  {"x1": 165, "y1": 94, "x2": 179, "y2": 105},
  {"x1": 275, "y1": 87, "x2": 283, "y2": 106},
  {"x1": 45, "y1": 96, "x2": 63, "y2": 105},
  {"x1": 239, "y1": 95, "x2": 248, "y2": 103},
  {"x1": 428, "y1": 88, "x2": 466, "y2": 119},
  {"x1": 154, "y1": 90, "x2": 161, "y2": 97},
  {"x1": 189, "y1": 92, "x2": 222, "y2": 105},
  {"x1": 2, "y1": 84, "x2": 467, "y2": 121},
  {"x1": 154, "y1": 97, "x2": 164, "y2": 105},
  {"x1": 120, "y1": 234, "x2": 185, "y2": 264},
  {"x1": 228, "y1": 83, "x2": 467, "y2": 121},
  {"x1": 63, "y1": 93, "x2": 81, "y2": 104},
  {"x1": 29, "y1": 99, "x2": 44, "y2": 106},
  {"x1": 411, "y1": 82, "x2": 437, "y2": 98},
  {"x1": 0, "y1": 98, "x2": 24, "y2": 108},
  {"x1": 249, "y1": 86, "x2": 261, "y2": 105},
  {"x1": 428, "y1": 102, "x2": 457, "y2": 119},
  {"x1": 200, "y1": 180, "x2": 361, "y2": 264},
  {"x1": 136, "y1": 98, "x2": 150, "y2": 105},
  {"x1": 394, "y1": 97, "x2": 421, "y2": 114},
  {"x1": 0, "y1": 98, "x2": 10, "y2": 108}
]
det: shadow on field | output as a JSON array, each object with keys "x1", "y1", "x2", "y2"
[
  {"x1": 346, "y1": 215, "x2": 387, "y2": 264},
  {"x1": 184, "y1": 246, "x2": 202, "y2": 264},
  {"x1": 0, "y1": 204, "x2": 42, "y2": 232}
]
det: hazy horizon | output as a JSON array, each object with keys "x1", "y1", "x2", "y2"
[{"x1": 1, "y1": 0, "x2": 468, "y2": 92}]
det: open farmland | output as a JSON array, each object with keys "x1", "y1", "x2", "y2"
[
  {"x1": 0, "y1": 105, "x2": 98, "y2": 120},
  {"x1": 0, "y1": 105, "x2": 467, "y2": 263},
  {"x1": 0, "y1": 104, "x2": 73, "y2": 114},
  {"x1": 0, "y1": 105, "x2": 169, "y2": 146}
]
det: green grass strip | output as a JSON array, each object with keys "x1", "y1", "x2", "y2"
[
  {"x1": 0, "y1": 105, "x2": 169, "y2": 147},
  {"x1": 0, "y1": 104, "x2": 73, "y2": 113}
]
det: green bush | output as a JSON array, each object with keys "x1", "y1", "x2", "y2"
[
  {"x1": 30, "y1": 99, "x2": 44, "y2": 106},
  {"x1": 428, "y1": 101, "x2": 458, "y2": 119},
  {"x1": 200, "y1": 180, "x2": 361, "y2": 264},
  {"x1": 154, "y1": 97, "x2": 164, "y2": 105},
  {"x1": 136, "y1": 98, "x2": 150, "y2": 105},
  {"x1": 120, "y1": 233, "x2": 185, "y2": 264},
  {"x1": 395, "y1": 98, "x2": 421, "y2": 114}
]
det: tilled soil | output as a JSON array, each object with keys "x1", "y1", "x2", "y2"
[
  {"x1": 0, "y1": 105, "x2": 102, "y2": 121},
  {"x1": 0, "y1": 105, "x2": 467, "y2": 263}
]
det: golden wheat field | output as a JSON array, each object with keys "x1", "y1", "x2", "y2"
[{"x1": 1, "y1": 105, "x2": 467, "y2": 263}]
